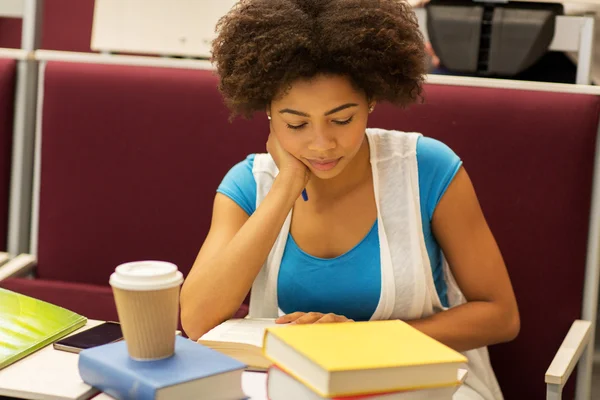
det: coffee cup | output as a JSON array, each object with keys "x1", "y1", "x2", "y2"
[{"x1": 109, "y1": 260, "x2": 183, "y2": 360}]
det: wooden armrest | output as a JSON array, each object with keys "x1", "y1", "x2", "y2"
[
  {"x1": 545, "y1": 319, "x2": 592, "y2": 386},
  {"x1": 0, "y1": 252, "x2": 9, "y2": 266},
  {"x1": 0, "y1": 253, "x2": 37, "y2": 280}
]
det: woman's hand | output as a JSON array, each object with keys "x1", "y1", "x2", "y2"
[
  {"x1": 276, "y1": 312, "x2": 354, "y2": 324},
  {"x1": 267, "y1": 132, "x2": 310, "y2": 187}
]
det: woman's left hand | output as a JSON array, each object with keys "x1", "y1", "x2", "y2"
[{"x1": 275, "y1": 312, "x2": 354, "y2": 324}]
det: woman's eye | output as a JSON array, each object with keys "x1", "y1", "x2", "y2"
[
  {"x1": 286, "y1": 123, "x2": 307, "y2": 130},
  {"x1": 333, "y1": 116, "x2": 353, "y2": 126}
]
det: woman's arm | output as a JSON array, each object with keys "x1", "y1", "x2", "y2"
[
  {"x1": 408, "y1": 167, "x2": 520, "y2": 352},
  {"x1": 181, "y1": 133, "x2": 309, "y2": 341},
  {"x1": 180, "y1": 174, "x2": 303, "y2": 340}
]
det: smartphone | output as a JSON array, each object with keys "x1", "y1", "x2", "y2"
[{"x1": 53, "y1": 321, "x2": 123, "y2": 354}]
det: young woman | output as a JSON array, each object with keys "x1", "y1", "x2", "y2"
[{"x1": 180, "y1": 1, "x2": 519, "y2": 398}]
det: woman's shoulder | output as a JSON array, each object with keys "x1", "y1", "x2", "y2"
[
  {"x1": 243, "y1": 153, "x2": 257, "y2": 166},
  {"x1": 416, "y1": 136, "x2": 463, "y2": 221},
  {"x1": 216, "y1": 154, "x2": 258, "y2": 216},
  {"x1": 220, "y1": 154, "x2": 256, "y2": 180},
  {"x1": 416, "y1": 136, "x2": 460, "y2": 163}
]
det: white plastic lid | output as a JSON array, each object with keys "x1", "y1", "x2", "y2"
[{"x1": 109, "y1": 261, "x2": 183, "y2": 291}]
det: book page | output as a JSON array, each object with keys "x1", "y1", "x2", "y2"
[
  {"x1": 199, "y1": 318, "x2": 277, "y2": 348},
  {"x1": 0, "y1": 320, "x2": 103, "y2": 400}
]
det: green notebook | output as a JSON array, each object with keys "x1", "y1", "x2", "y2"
[{"x1": 0, "y1": 288, "x2": 87, "y2": 369}]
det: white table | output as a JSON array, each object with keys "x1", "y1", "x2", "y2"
[
  {"x1": 0, "y1": 319, "x2": 267, "y2": 400},
  {"x1": 1, "y1": 319, "x2": 465, "y2": 400}
]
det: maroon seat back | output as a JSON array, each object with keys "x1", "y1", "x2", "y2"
[
  {"x1": 37, "y1": 61, "x2": 597, "y2": 398},
  {"x1": 369, "y1": 85, "x2": 600, "y2": 400},
  {"x1": 37, "y1": 62, "x2": 266, "y2": 284},
  {"x1": 0, "y1": 58, "x2": 16, "y2": 251},
  {"x1": 0, "y1": 0, "x2": 95, "y2": 51}
]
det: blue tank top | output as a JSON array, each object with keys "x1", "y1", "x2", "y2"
[{"x1": 217, "y1": 136, "x2": 461, "y2": 320}]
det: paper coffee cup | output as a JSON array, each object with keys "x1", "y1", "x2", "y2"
[{"x1": 109, "y1": 261, "x2": 183, "y2": 361}]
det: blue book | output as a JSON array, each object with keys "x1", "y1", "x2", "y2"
[{"x1": 78, "y1": 336, "x2": 247, "y2": 400}]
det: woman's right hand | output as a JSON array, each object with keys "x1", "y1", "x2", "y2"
[{"x1": 266, "y1": 132, "x2": 310, "y2": 188}]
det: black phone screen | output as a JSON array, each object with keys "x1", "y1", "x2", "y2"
[{"x1": 55, "y1": 322, "x2": 123, "y2": 350}]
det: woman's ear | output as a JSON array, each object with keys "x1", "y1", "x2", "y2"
[{"x1": 368, "y1": 100, "x2": 376, "y2": 114}]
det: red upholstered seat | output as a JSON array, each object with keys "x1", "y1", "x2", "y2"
[
  {"x1": 0, "y1": 278, "x2": 118, "y2": 321},
  {"x1": 1, "y1": 60, "x2": 597, "y2": 399},
  {"x1": 1, "y1": 61, "x2": 263, "y2": 326},
  {"x1": 0, "y1": 276, "x2": 249, "y2": 324},
  {"x1": 34, "y1": 62, "x2": 266, "y2": 284},
  {"x1": 0, "y1": 58, "x2": 16, "y2": 251}
]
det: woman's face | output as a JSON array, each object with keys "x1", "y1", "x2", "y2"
[{"x1": 269, "y1": 74, "x2": 371, "y2": 180}]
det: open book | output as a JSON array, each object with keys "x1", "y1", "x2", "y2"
[{"x1": 198, "y1": 318, "x2": 277, "y2": 372}]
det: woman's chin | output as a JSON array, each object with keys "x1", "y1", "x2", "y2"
[{"x1": 308, "y1": 162, "x2": 345, "y2": 179}]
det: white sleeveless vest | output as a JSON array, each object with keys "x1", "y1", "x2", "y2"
[{"x1": 248, "y1": 128, "x2": 504, "y2": 400}]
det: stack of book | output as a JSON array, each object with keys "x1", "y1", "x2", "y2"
[
  {"x1": 262, "y1": 320, "x2": 468, "y2": 400},
  {"x1": 78, "y1": 336, "x2": 248, "y2": 399}
]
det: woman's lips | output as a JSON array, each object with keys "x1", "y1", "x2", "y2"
[{"x1": 308, "y1": 158, "x2": 341, "y2": 171}]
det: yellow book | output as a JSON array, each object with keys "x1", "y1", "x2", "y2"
[{"x1": 262, "y1": 320, "x2": 467, "y2": 398}]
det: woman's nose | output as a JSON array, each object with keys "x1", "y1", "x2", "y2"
[{"x1": 308, "y1": 128, "x2": 336, "y2": 152}]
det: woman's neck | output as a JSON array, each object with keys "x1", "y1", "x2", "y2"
[{"x1": 306, "y1": 137, "x2": 372, "y2": 201}]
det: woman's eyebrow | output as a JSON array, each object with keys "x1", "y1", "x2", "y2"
[
  {"x1": 278, "y1": 103, "x2": 359, "y2": 117},
  {"x1": 279, "y1": 108, "x2": 310, "y2": 117},
  {"x1": 324, "y1": 103, "x2": 358, "y2": 116}
]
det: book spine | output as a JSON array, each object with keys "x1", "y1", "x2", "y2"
[{"x1": 78, "y1": 352, "x2": 156, "y2": 400}]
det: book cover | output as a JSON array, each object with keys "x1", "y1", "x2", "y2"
[
  {"x1": 263, "y1": 320, "x2": 466, "y2": 371},
  {"x1": 78, "y1": 336, "x2": 247, "y2": 400},
  {"x1": 0, "y1": 288, "x2": 88, "y2": 369}
]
